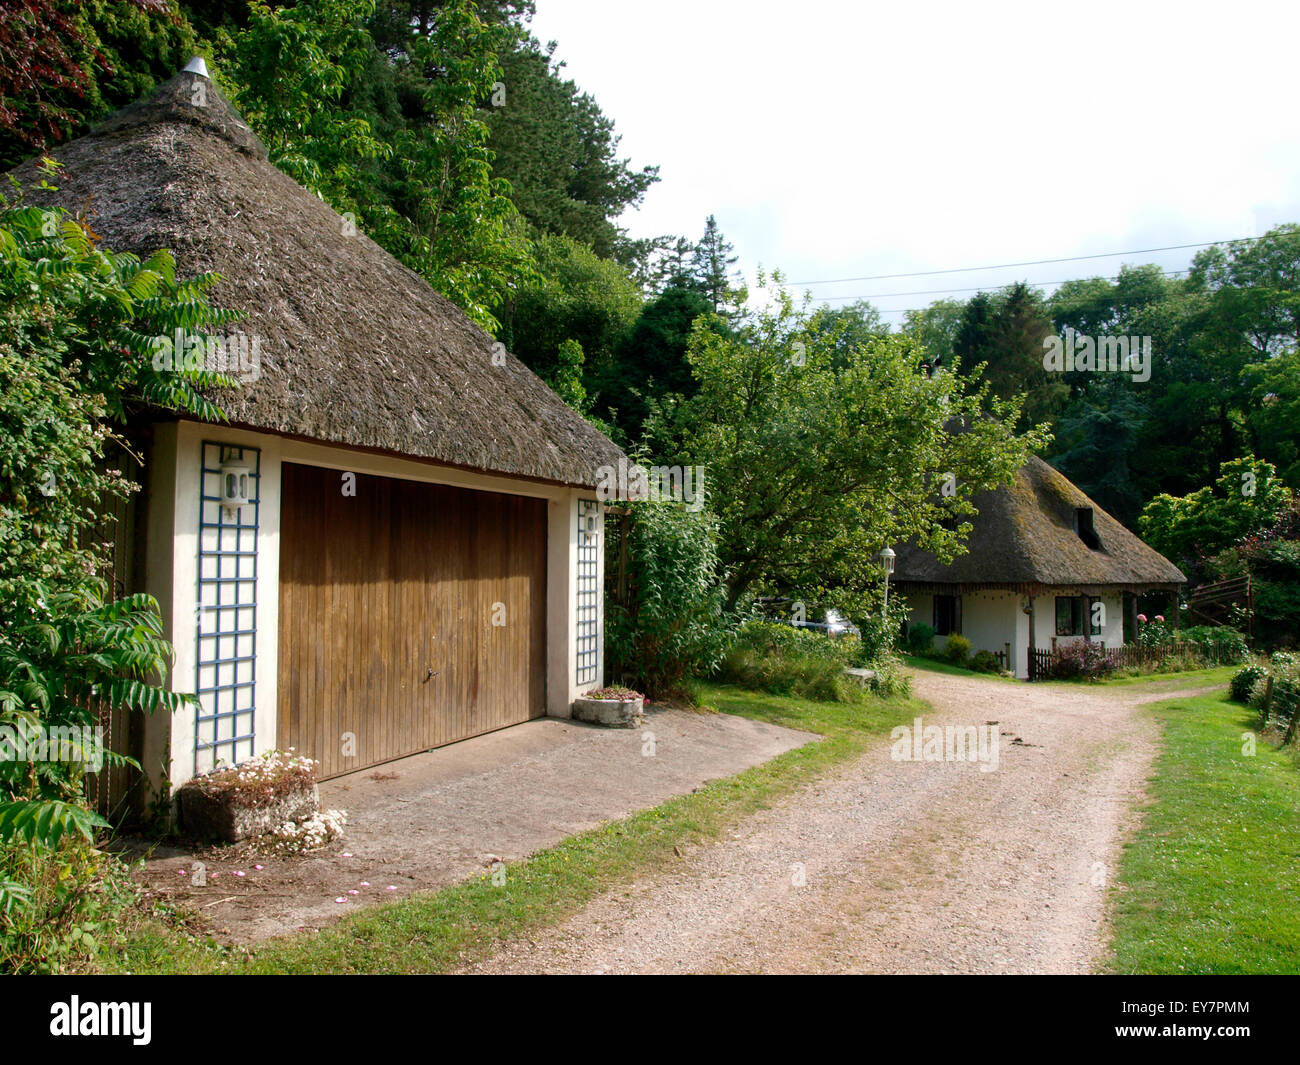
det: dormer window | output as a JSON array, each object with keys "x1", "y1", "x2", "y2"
[{"x1": 1075, "y1": 507, "x2": 1100, "y2": 549}]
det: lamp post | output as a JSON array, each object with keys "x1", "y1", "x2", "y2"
[{"x1": 878, "y1": 546, "x2": 896, "y2": 616}]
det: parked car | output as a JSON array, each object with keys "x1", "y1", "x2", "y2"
[{"x1": 755, "y1": 599, "x2": 861, "y2": 639}]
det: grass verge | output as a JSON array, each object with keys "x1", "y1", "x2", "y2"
[
  {"x1": 1102, "y1": 690, "x2": 1300, "y2": 974},
  {"x1": 104, "y1": 683, "x2": 921, "y2": 974}
]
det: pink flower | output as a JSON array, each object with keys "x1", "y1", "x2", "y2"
[
  {"x1": 334, "y1": 897, "x2": 346, "y2": 904},
  {"x1": 233, "y1": 870, "x2": 246, "y2": 877},
  {"x1": 341, "y1": 852, "x2": 353, "y2": 858},
  {"x1": 359, "y1": 881, "x2": 370, "y2": 887},
  {"x1": 1155, "y1": 615, "x2": 1165, "y2": 622},
  {"x1": 347, "y1": 889, "x2": 360, "y2": 896},
  {"x1": 177, "y1": 869, "x2": 187, "y2": 876},
  {"x1": 1137, "y1": 614, "x2": 1147, "y2": 623},
  {"x1": 253, "y1": 864, "x2": 264, "y2": 871},
  {"x1": 386, "y1": 885, "x2": 397, "y2": 891}
]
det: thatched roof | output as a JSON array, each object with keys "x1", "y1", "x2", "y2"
[
  {"x1": 12, "y1": 65, "x2": 624, "y2": 488},
  {"x1": 893, "y1": 456, "x2": 1185, "y2": 594}
]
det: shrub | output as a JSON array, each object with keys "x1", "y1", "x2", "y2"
[
  {"x1": 1134, "y1": 615, "x2": 1176, "y2": 646},
  {"x1": 904, "y1": 622, "x2": 935, "y2": 654},
  {"x1": 970, "y1": 649, "x2": 1002, "y2": 674},
  {"x1": 943, "y1": 634, "x2": 972, "y2": 665},
  {"x1": 1250, "y1": 652, "x2": 1300, "y2": 731},
  {"x1": 1179, "y1": 625, "x2": 1249, "y2": 665},
  {"x1": 604, "y1": 499, "x2": 731, "y2": 698},
  {"x1": 0, "y1": 189, "x2": 237, "y2": 970},
  {"x1": 0, "y1": 837, "x2": 135, "y2": 974},
  {"x1": 865, "y1": 653, "x2": 912, "y2": 697},
  {"x1": 1230, "y1": 664, "x2": 1267, "y2": 703},
  {"x1": 716, "y1": 620, "x2": 862, "y2": 702},
  {"x1": 1047, "y1": 640, "x2": 1117, "y2": 680}
]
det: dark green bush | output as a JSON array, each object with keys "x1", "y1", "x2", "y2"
[
  {"x1": 943, "y1": 634, "x2": 972, "y2": 664},
  {"x1": 1230, "y1": 664, "x2": 1267, "y2": 703},
  {"x1": 904, "y1": 622, "x2": 935, "y2": 654},
  {"x1": 604, "y1": 499, "x2": 730, "y2": 698},
  {"x1": 970, "y1": 649, "x2": 1002, "y2": 673}
]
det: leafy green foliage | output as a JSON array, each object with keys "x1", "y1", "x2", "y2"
[
  {"x1": 716, "y1": 620, "x2": 863, "y2": 702},
  {"x1": 1229, "y1": 663, "x2": 1267, "y2": 703},
  {"x1": 904, "y1": 622, "x2": 935, "y2": 654},
  {"x1": 604, "y1": 500, "x2": 730, "y2": 698},
  {"x1": 485, "y1": 35, "x2": 658, "y2": 259},
  {"x1": 497, "y1": 232, "x2": 642, "y2": 398},
  {"x1": 942, "y1": 633, "x2": 972, "y2": 665},
  {"x1": 1139, "y1": 456, "x2": 1292, "y2": 565},
  {"x1": 0, "y1": 184, "x2": 223, "y2": 969},
  {"x1": 651, "y1": 276, "x2": 1046, "y2": 613}
]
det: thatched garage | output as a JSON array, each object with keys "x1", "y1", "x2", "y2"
[
  {"x1": 15, "y1": 62, "x2": 625, "y2": 797},
  {"x1": 893, "y1": 456, "x2": 1185, "y2": 678}
]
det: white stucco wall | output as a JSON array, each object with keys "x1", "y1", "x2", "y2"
[
  {"x1": 902, "y1": 586, "x2": 1127, "y2": 678},
  {"x1": 143, "y1": 419, "x2": 599, "y2": 793}
]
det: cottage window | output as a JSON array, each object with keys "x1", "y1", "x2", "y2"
[
  {"x1": 1074, "y1": 507, "x2": 1101, "y2": 549},
  {"x1": 1056, "y1": 595, "x2": 1103, "y2": 636},
  {"x1": 933, "y1": 594, "x2": 961, "y2": 636}
]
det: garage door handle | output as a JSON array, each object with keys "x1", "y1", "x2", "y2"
[{"x1": 424, "y1": 667, "x2": 440, "y2": 683}]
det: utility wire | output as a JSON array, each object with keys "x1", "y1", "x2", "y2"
[
  {"x1": 785, "y1": 237, "x2": 1257, "y2": 288},
  {"x1": 811, "y1": 269, "x2": 1190, "y2": 306}
]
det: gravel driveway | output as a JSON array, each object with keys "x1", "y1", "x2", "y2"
[{"x1": 462, "y1": 671, "x2": 1215, "y2": 974}]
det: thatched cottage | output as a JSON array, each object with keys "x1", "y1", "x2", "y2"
[
  {"x1": 894, "y1": 456, "x2": 1185, "y2": 678},
  {"x1": 17, "y1": 61, "x2": 624, "y2": 802}
]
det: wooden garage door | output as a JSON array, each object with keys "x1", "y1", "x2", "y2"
[{"x1": 277, "y1": 463, "x2": 547, "y2": 778}]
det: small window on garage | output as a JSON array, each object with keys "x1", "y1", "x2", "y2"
[{"x1": 933, "y1": 594, "x2": 961, "y2": 636}]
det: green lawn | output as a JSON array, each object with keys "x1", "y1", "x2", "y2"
[
  {"x1": 105, "y1": 683, "x2": 921, "y2": 974},
  {"x1": 900, "y1": 653, "x2": 1018, "y2": 681},
  {"x1": 1102, "y1": 690, "x2": 1300, "y2": 974}
]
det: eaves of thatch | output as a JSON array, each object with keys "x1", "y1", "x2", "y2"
[
  {"x1": 893, "y1": 456, "x2": 1185, "y2": 595},
  {"x1": 10, "y1": 65, "x2": 625, "y2": 489}
]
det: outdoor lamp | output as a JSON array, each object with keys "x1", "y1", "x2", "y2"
[
  {"x1": 878, "y1": 546, "x2": 896, "y2": 615},
  {"x1": 219, "y1": 452, "x2": 251, "y2": 518}
]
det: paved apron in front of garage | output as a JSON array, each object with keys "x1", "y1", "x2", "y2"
[{"x1": 138, "y1": 705, "x2": 818, "y2": 942}]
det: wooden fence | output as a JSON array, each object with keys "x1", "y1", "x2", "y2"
[{"x1": 1028, "y1": 637, "x2": 1240, "y2": 681}]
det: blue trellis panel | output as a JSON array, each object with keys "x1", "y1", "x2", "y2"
[{"x1": 194, "y1": 442, "x2": 261, "y2": 773}]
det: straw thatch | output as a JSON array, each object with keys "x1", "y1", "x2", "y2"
[
  {"x1": 893, "y1": 456, "x2": 1185, "y2": 594},
  {"x1": 12, "y1": 67, "x2": 625, "y2": 488}
]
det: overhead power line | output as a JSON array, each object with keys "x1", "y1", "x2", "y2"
[
  {"x1": 811, "y1": 269, "x2": 1190, "y2": 306},
  {"x1": 784, "y1": 237, "x2": 1258, "y2": 288}
]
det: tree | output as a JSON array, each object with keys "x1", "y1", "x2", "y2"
[
  {"x1": 485, "y1": 36, "x2": 658, "y2": 258},
  {"x1": 1138, "y1": 456, "x2": 1292, "y2": 566},
  {"x1": 954, "y1": 282, "x2": 1067, "y2": 429},
  {"x1": 691, "y1": 215, "x2": 739, "y2": 314},
  {"x1": 901, "y1": 298, "x2": 964, "y2": 371},
  {"x1": 0, "y1": 0, "x2": 196, "y2": 169},
  {"x1": 654, "y1": 278, "x2": 1047, "y2": 613},
  {"x1": 602, "y1": 281, "x2": 712, "y2": 442},
  {"x1": 497, "y1": 232, "x2": 642, "y2": 398}
]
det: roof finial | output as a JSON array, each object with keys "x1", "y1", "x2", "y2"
[{"x1": 182, "y1": 56, "x2": 209, "y2": 79}]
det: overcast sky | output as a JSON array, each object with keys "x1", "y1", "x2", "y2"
[{"x1": 527, "y1": 0, "x2": 1300, "y2": 321}]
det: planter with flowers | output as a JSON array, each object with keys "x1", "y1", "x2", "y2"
[
  {"x1": 571, "y1": 686, "x2": 646, "y2": 728},
  {"x1": 176, "y1": 749, "x2": 323, "y2": 843}
]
